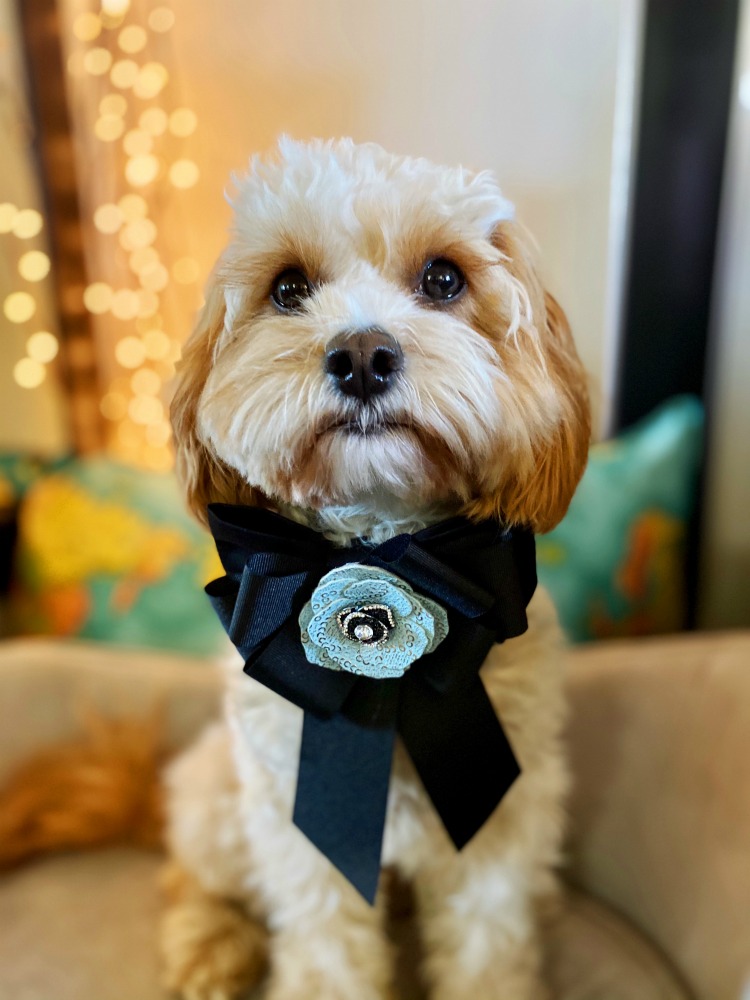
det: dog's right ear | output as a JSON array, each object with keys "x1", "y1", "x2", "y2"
[{"x1": 170, "y1": 276, "x2": 258, "y2": 524}]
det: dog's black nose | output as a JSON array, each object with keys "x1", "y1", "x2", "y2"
[{"x1": 324, "y1": 328, "x2": 403, "y2": 401}]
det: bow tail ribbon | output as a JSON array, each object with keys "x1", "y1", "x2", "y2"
[
  {"x1": 294, "y1": 704, "x2": 397, "y2": 903},
  {"x1": 291, "y1": 672, "x2": 519, "y2": 903}
]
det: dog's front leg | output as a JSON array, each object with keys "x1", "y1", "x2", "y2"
[
  {"x1": 253, "y1": 834, "x2": 394, "y2": 1000},
  {"x1": 414, "y1": 852, "x2": 549, "y2": 1000}
]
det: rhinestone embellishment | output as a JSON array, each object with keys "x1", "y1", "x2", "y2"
[{"x1": 336, "y1": 604, "x2": 396, "y2": 646}]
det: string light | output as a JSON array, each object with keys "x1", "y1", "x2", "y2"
[
  {"x1": 26, "y1": 331, "x2": 59, "y2": 363},
  {"x1": 168, "y1": 108, "x2": 197, "y2": 138},
  {"x1": 111, "y1": 58, "x2": 139, "y2": 89},
  {"x1": 12, "y1": 209, "x2": 43, "y2": 239},
  {"x1": 94, "y1": 114, "x2": 126, "y2": 141},
  {"x1": 18, "y1": 250, "x2": 51, "y2": 282},
  {"x1": 101, "y1": 0, "x2": 131, "y2": 16},
  {"x1": 94, "y1": 203, "x2": 123, "y2": 234},
  {"x1": 83, "y1": 47, "x2": 112, "y2": 75},
  {"x1": 73, "y1": 12, "x2": 102, "y2": 42},
  {"x1": 125, "y1": 154, "x2": 160, "y2": 186},
  {"x1": 4, "y1": 291, "x2": 36, "y2": 323},
  {"x1": 118, "y1": 25, "x2": 147, "y2": 54},
  {"x1": 14, "y1": 358, "x2": 46, "y2": 389},
  {"x1": 99, "y1": 93, "x2": 127, "y2": 116},
  {"x1": 84, "y1": 282, "x2": 114, "y2": 314},
  {"x1": 115, "y1": 336, "x2": 146, "y2": 368}
]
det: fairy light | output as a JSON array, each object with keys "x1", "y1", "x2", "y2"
[
  {"x1": 12, "y1": 210, "x2": 43, "y2": 239},
  {"x1": 27, "y1": 331, "x2": 59, "y2": 363},
  {"x1": 125, "y1": 154, "x2": 160, "y2": 186},
  {"x1": 83, "y1": 282, "x2": 114, "y2": 314},
  {"x1": 13, "y1": 358, "x2": 46, "y2": 389},
  {"x1": 111, "y1": 58, "x2": 139, "y2": 89},
  {"x1": 18, "y1": 251, "x2": 51, "y2": 282},
  {"x1": 118, "y1": 193, "x2": 148, "y2": 221},
  {"x1": 65, "y1": 1, "x2": 197, "y2": 469},
  {"x1": 115, "y1": 336, "x2": 146, "y2": 368},
  {"x1": 4, "y1": 291, "x2": 36, "y2": 323},
  {"x1": 118, "y1": 25, "x2": 147, "y2": 54},
  {"x1": 168, "y1": 108, "x2": 197, "y2": 138},
  {"x1": 94, "y1": 114, "x2": 126, "y2": 141},
  {"x1": 73, "y1": 12, "x2": 102, "y2": 42},
  {"x1": 83, "y1": 47, "x2": 112, "y2": 75},
  {"x1": 94, "y1": 203, "x2": 123, "y2": 234},
  {"x1": 99, "y1": 93, "x2": 127, "y2": 116}
]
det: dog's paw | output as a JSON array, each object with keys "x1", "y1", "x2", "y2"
[{"x1": 160, "y1": 894, "x2": 269, "y2": 1000}]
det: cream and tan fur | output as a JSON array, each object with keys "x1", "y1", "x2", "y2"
[{"x1": 164, "y1": 137, "x2": 590, "y2": 1000}]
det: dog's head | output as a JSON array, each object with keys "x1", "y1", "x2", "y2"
[{"x1": 171, "y1": 138, "x2": 590, "y2": 534}]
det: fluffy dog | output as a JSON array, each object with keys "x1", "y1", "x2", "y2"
[{"x1": 163, "y1": 137, "x2": 590, "y2": 1000}]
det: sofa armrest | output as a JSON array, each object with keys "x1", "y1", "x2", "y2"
[
  {"x1": 0, "y1": 638, "x2": 221, "y2": 784},
  {"x1": 565, "y1": 631, "x2": 750, "y2": 1000}
]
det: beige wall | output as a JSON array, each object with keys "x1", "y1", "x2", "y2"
[{"x1": 169, "y1": 0, "x2": 631, "y2": 430}]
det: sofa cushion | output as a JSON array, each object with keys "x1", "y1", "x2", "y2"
[{"x1": 0, "y1": 849, "x2": 690, "y2": 1000}]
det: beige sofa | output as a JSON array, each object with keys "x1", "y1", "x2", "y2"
[{"x1": 0, "y1": 632, "x2": 748, "y2": 1000}]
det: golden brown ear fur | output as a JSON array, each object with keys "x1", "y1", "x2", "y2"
[
  {"x1": 463, "y1": 223, "x2": 591, "y2": 533},
  {"x1": 170, "y1": 277, "x2": 261, "y2": 524}
]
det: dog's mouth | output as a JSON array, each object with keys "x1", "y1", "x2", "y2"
[{"x1": 322, "y1": 414, "x2": 413, "y2": 438}]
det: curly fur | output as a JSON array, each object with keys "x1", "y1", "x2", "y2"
[{"x1": 165, "y1": 137, "x2": 590, "y2": 999}]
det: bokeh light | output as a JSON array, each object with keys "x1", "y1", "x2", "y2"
[
  {"x1": 139, "y1": 262, "x2": 169, "y2": 291},
  {"x1": 18, "y1": 251, "x2": 51, "y2": 282},
  {"x1": 111, "y1": 289, "x2": 141, "y2": 320},
  {"x1": 131, "y1": 368, "x2": 162, "y2": 395},
  {"x1": 99, "y1": 93, "x2": 128, "y2": 117},
  {"x1": 142, "y1": 328, "x2": 171, "y2": 359},
  {"x1": 0, "y1": 203, "x2": 17, "y2": 233},
  {"x1": 83, "y1": 282, "x2": 114, "y2": 314},
  {"x1": 133, "y1": 63, "x2": 169, "y2": 100},
  {"x1": 119, "y1": 194, "x2": 149, "y2": 221},
  {"x1": 83, "y1": 47, "x2": 113, "y2": 76},
  {"x1": 100, "y1": 392, "x2": 128, "y2": 421},
  {"x1": 73, "y1": 12, "x2": 102, "y2": 42},
  {"x1": 13, "y1": 358, "x2": 46, "y2": 389},
  {"x1": 94, "y1": 203, "x2": 123, "y2": 234},
  {"x1": 12, "y1": 209, "x2": 43, "y2": 239},
  {"x1": 4, "y1": 292, "x2": 36, "y2": 323},
  {"x1": 115, "y1": 336, "x2": 147, "y2": 368},
  {"x1": 111, "y1": 59, "x2": 139, "y2": 89},
  {"x1": 123, "y1": 129, "x2": 154, "y2": 157},
  {"x1": 125, "y1": 154, "x2": 160, "y2": 186},
  {"x1": 118, "y1": 25, "x2": 147, "y2": 54},
  {"x1": 26, "y1": 331, "x2": 59, "y2": 363},
  {"x1": 95, "y1": 115, "x2": 126, "y2": 142}
]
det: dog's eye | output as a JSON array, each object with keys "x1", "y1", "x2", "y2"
[
  {"x1": 271, "y1": 268, "x2": 312, "y2": 311},
  {"x1": 421, "y1": 259, "x2": 465, "y2": 302}
]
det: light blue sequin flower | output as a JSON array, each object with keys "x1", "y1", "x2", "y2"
[{"x1": 299, "y1": 564, "x2": 449, "y2": 679}]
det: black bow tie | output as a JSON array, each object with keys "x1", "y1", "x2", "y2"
[{"x1": 205, "y1": 504, "x2": 536, "y2": 902}]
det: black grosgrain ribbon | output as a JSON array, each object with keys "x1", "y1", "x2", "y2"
[{"x1": 205, "y1": 504, "x2": 537, "y2": 903}]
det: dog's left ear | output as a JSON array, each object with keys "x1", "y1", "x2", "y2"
[{"x1": 464, "y1": 222, "x2": 591, "y2": 533}]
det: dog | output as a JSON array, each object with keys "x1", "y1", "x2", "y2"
[{"x1": 162, "y1": 137, "x2": 590, "y2": 1000}]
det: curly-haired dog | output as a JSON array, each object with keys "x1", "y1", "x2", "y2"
[{"x1": 163, "y1": 137, "x2": 590, "y2": 1000}]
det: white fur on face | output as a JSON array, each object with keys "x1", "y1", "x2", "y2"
[{"x1": 195, "y1": 138, "x2": 556, "y2": 519}]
